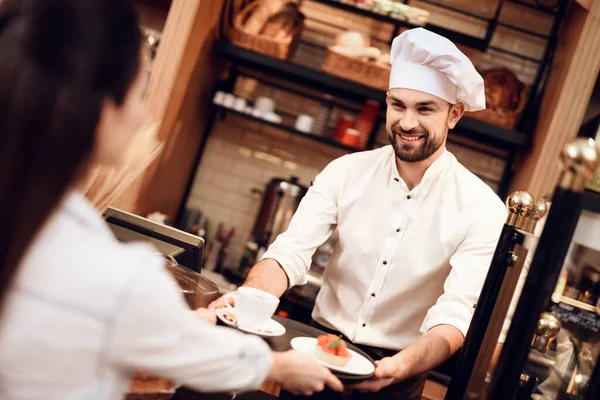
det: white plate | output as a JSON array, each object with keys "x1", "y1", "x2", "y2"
[
  {"x1": 216, "y1": 308, "x2": 286, "y2": 337},
  {"x1": 290, "y1": 337, "x2": 375, "y2": 376}
]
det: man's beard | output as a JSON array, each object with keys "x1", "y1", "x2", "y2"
[{"x1": 388, "y1": 126, "x2": 444, "y2": 163}]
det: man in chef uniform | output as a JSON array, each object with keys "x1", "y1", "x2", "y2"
[{"x1": 211, "y1": 28, "x2": 506, "y2": 399}]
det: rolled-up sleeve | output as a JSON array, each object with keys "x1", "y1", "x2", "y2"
[
  {"x1": 260, "y1": 156, "x2": 346, "y2": 288},
  {"x1": 106, "y1": 255, "x2": 273, "y2": 393},
  {"x1": 420, "y1": 201, "x2": 506, "y2": 337}
]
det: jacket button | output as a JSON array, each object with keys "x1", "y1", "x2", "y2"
[
  {"x1": 383, "y1": 260, "x2": 388, "y2": 265},
  {"x1": 362, "y1": 323, "x2": 366, "y2": 327},
  {"x1": 396, "y1": 228, "x2": 400, "y2": 233},
  {"x1": 393, "y1": 178, "x2": 399, "y2": 182},
  {"x1": 407, "y1": 195, "x2": 412, "y2": 199},
  {"x1": 371, "y1": 292, "x2": 376, "y2": 297}
]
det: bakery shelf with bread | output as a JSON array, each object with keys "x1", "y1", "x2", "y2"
[
  {"x1": 467, "y1": 68, "x2": 528, "y2": 130},
  {"x1": 215, "y1": 40, "x2": 529, "y2": 149},
  {"x1": 322, "y1": 31, "x2": 391, "y2": 91},
  {"x1": 229, "y1": 0, "x2": 305, "y2": 60}
]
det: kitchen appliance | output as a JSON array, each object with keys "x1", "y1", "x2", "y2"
[
  {"x1": 251, "y1": 176, "x2": 308, "y2": 248},
  {"x1": 163, "y1": 255, "x2": 219, "y2": 309},
  {"x1": 103, "y1": 207, "x2": 204, "y2": 272}
]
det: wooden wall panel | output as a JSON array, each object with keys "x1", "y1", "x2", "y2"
[
  {"x1": 110, "y1": 0, "x2": 226, "y2": 217},
  {"x1": 510, "y1": 0, "x2": 600, "y2": 198}
]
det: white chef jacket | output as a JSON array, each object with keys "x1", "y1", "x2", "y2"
[
  {"x1": 0, "y1": 192, "x2": 272, "y2": 400},
  {"x1": 261, "y1": 146, "x2": 507, "y2": 350}
]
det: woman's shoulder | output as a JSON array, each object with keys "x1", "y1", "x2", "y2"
[{"x1": 14, "y1": 207, "x2": 164, "y2": 319}]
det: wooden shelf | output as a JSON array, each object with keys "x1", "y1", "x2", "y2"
[
  {"x1": 214, "y1": 105, "x2": 364, "y2": 153},
  {"x1": 557, "y1": 295, "x2": 599, "y2": 313},
  {"x1": 310, "y1": 0, "x2": 490, "y2": 50},
  {"x1": 215, "y1": 41, "x2": 530, "y2": 151}
]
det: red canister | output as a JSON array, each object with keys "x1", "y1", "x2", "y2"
[
  {"x1": 333, "y1": 115, "x2": 354, "y2": 141},
  {"x1": 341, "y1": 128, "x2": 362, "y2": 148}
]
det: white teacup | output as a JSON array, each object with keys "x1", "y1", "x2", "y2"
[
  {"x1": 295, "y1": 114, "x2": 314, "y2": 133},
  {"x1": 224, "y1": 287, "x2": 279, "y2": 330}
]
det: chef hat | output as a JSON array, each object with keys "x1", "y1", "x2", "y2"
[{"x1": 389, "y1": 28, "x2": 485, "y2": 111}]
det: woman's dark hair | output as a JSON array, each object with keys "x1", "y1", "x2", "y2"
[{"x1": 0, "y1": 0, "x2": 141, "y2": 310}]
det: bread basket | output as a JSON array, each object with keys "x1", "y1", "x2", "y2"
[
  {"x1": 322, "y1": 46, "x2": 391, "y2": 91},
  {"x1": 230, "y1": 0, "x2": 304, "y2": 60}
]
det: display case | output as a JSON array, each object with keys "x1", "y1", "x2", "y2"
[{"x1": 446, "y1": 137, "x2": 600, "y2": 399}]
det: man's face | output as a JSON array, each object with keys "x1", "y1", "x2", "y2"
[{"x1": 386, "y1": 88, "x2": 464, "y2": 163}]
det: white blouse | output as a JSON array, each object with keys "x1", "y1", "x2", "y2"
[
  {"x1": 0, "y1": 192, "x2": 272, "y2": 400},
  {"x1": 262, "y1": 146, "x2": 507, "y2": 350}
]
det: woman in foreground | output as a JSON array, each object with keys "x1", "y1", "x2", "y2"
[{"x1": 0, "y1": 0, "x2": 342, "y2": 398}]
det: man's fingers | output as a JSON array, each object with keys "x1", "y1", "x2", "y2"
[{"x1": 374, "y1": 358, "x2": 396, "y2": 379}]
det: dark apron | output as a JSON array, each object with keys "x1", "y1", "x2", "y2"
[{"x1": 278, "y1": 320, "x2": 428, "y2": 400}]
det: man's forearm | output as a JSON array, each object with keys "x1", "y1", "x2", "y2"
[
  {"x1": 243, "y1": 258, "x2": 290, "y2": 298},
  {"x1": 391, "y1": 325, "x2": 464, "y2": 382}
]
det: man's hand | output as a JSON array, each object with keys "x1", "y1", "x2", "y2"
[
  {"x1": 193, "y1": 307, "x2": 217, "y2": 325},
  {"x1": 349, "y1": 357, "x2": 398, "y2": 392},
  {"x1": 207, "y1": 292, "x2": 235, "y2": 310},
  {"x1": 350, "y1": 324, "x2": 463, "y2": 393}
]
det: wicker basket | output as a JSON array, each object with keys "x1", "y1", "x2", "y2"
[
  {"x1": 322, "y1": 46, "x2": 391, "y2": 91},
  {"x1": 230, "y1": 1, "x2": 304, "y2": 60},
  {"x1": 467, "y1": 69, "x2": 528, "y2": 130}
]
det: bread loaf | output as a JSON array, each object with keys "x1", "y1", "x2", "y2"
[
  {"x1": 244, "y1": 0, "x2": 285, "y2": 35},
  {"x1": 260, "y1": 3, "x2": 298, "y2": 40},
  {"x1": 482, "y1": 68, "x2": 524, "y2": 112}
]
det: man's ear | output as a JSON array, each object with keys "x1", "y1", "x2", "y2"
[{"x1": 448, "y1": 102, "x2": 465, "y2": 129}]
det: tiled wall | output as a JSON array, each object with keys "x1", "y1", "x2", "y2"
[
  {"x1": 187, "y1": 114, "x2": 347, "y2": 266},
  {"x1": 186, "y1": 0, "x2": 554, "y2": 268}
]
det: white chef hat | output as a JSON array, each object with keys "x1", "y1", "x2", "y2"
[{"x1": 389, "y1": 28, "x2": 485, "y2": 112}]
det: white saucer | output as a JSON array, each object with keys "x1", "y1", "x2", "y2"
[
  {"x1": 216, "y1": 308, "x2": 286, "y2": 338},
  {"x1": 290, "y1": 337, "x2": 375, "y2": 376}
]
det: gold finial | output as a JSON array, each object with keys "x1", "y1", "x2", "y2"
[
  {"x1": 533, "y1": 199, "x2": 549, "y2": 220},
  {"x1": 524, "y1": 199, "x2": 549, "y2": 233},
  {"x1": 559, "y1": 138, "x2": 599, "y2": 192},
  {"x1": 531, "y1": 312, "x2": 562, "y2": 353},
  {"x1": 536, "y1": 312, "x2": 561, "y2": 339},
  {"x1": 519, "y1": 373, "x2": 531, "y2": 387},
  {"x1": 505, "y1": 191, "x2": 535, "y2": 228}
]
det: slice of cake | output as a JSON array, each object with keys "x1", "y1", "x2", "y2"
[{"x1": 315, "y1": 334, "x2": 352, "y2": 367}]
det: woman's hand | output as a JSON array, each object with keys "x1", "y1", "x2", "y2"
[
  {"x1": 266, "y1": 350, "x2": 343, "y2": 396},
  {"x1": 193, "y1": 307, "x2": 217, "y2": 325}
]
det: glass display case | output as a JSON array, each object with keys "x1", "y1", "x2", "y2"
[
  {"x1": 446, "y1": 137, "x2": 600, "y2": 399},
  {"x1": 518, "y1": 210, "x2": 600, "y2": 399}
]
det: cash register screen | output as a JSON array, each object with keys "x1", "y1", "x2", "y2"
[{"x1": 103, "y1": 207, "x2": 203, "y2": 272}]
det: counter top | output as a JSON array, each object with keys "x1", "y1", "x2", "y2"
[
  {"x1": 171, "y1": 315, "x2": 374, "y2": 399},
  {"x1": 172, "y1": 387, "x2": 277, "y2": 400}
]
